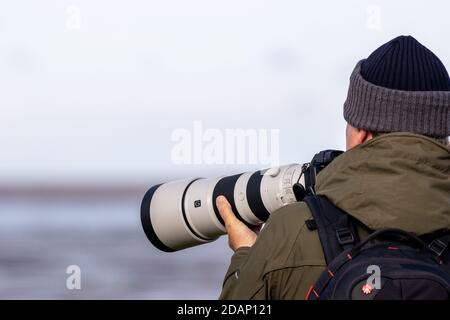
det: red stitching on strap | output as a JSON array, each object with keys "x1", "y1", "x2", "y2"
[
  {"x1": 313, "y1": 289, "x2": 319, "y2": 298},
  {"x1": 327, "y1": 269, "x2": 334, "y2": 277},
  {"x1": 305, "y1": 286, "x2": 314, "y2": 300}
]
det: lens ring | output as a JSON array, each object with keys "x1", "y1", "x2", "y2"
[
  {"x1": 246, "y1": 171, "x2": 271, "y2": 222},
  {"x1": 140, "y1": 184, "x2": 175, "y2": 252},
  {"x1": 212, "y1": 173, "x2": 255, "y2": 227}
]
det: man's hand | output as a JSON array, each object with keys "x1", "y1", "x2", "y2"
[{"x1": 216, "y1": 195, "x2": 260, "y2": 252}]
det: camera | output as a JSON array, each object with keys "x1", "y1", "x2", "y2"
[{"x1": 141, "y1": 150, "x2": 343, "y2": 252}]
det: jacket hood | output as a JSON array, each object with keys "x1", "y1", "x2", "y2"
[{"x1": 316, "y1": 133, "x2": 450, "y2": 235}]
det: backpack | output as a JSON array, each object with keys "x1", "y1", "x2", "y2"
[{"x1": 298, "y1": 150, "x2": 450, "y2": 300}]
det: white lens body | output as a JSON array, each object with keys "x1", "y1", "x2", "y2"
[
  {"x1": 233, "y1": 172, "x2": 261, "y2": 225},
  {"x1": 144, "y1": 163, "x2": 306, "y2": 252},
  {"x1": 184, "y1": 177, "x2": 227, "y2": 239},
  {"x1": 149, "y1": 179, "x2": 210, "y2": 251},
  {"x1": 260, "y1": 164, "x2": 304, "y2": 214}
]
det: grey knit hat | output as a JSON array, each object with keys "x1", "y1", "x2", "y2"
[{"x1": 344, "y1": 38, "x2": 450, "y2": 138}]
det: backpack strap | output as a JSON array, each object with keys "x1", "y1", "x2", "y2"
[
  {"x1": 303, "y1": 195, "x2": 360, "y2": 264},
  {"x1": 421, "y1": 230, "x2": 450, "y2": 265}
]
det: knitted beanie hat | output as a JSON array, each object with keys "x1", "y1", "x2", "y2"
[{"x1": 343, "y1": 35, "x2": 450, "y2": 138}]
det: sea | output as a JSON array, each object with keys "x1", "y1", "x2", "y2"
[{"x1": 0, "y1": 191, "x2": 231, "y2": 299}]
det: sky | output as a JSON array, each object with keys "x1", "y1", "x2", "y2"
[{"x1": 0, "y1": 0, "x2": 449, "y2": 187}]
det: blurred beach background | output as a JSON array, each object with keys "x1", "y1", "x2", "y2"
[{"x1": 0, "y1": 0, "x2": 449, "y2": 299}]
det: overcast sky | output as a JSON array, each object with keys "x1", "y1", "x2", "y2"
[{"x1": 1, "y1": 0, "x2": 449, "y2": 186}]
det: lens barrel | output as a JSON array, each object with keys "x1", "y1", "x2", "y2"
[{"x1": 141, "y1": 164, "x2": 304, "y2": 252}]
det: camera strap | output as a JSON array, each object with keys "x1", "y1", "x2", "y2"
[{"x1": 293, "y1": 149, "x2": 343, "y2": 201}]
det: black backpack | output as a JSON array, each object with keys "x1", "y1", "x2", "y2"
[{"x1": 297, "y1": 150, "x2": 450, "y2": 300}]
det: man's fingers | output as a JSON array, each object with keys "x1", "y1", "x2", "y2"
[
  {"x1": 216, "y1": 195, "x2": 259, "y2": 251},
  {"x1": 216, "y1": 196, "x2": 240, "y2": 227}
]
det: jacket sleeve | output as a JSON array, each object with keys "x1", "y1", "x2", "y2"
[
  {"x1": 220, "y1": 254, "x2": 310, "y2": 300},
  {"x1": 219, "y1": 245, "x2": 269, "y2": 300},
  {"x1": 219, "y1": 201, "x2": 327, "y2": 300},
  {"x1": 219, "y1": 216, "x2": 281, "y2": 299},
  {"x1": 219, "y1": 247, "x2": 253, "y2": 299}
]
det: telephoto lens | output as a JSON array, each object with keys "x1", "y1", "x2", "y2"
[
  {"x1": 140, "y1": 150, "x2": 343, "y2": 252},
  {"x1": 140, "y1": 165, "x2": 304, "y2": 252}
]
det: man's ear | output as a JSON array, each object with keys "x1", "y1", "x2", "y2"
[
  {"x1": 362, "y1": 130, "x2": 373, "y2": 143},
  {"x1": 355, "y1": 128, "x2": 373, "y2": 144},
  {"x1": 346, "y1": 124, "x2": 374, "y2": 150}
]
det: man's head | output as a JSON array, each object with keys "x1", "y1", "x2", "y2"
[{"x1": 343, "y1": 36, "x2": 450, "y2": 150}]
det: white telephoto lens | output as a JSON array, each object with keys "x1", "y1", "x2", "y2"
[{"x1": 141, "y1": 164, "x2": 305, "y2": 252}]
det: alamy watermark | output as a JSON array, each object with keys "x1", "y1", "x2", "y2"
[
  {"x1": 363, "y1": 264, "x2": 381, "y2": 294},
  {"x1": 366, "y1": 5, "x2": 382, "y2": 30},
  {"x1": 66, "y1": 5, "x2": 82, "y2": 31},
  {"x1": 66, "y1": 265, "x2": 81, "y2": 290},
  {"x1": 171, "y1": 121, "x2": 280, "y2": 167}
]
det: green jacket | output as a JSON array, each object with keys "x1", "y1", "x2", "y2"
[{"x1": 219, "y1": 133, "x2": 450, "y2": 300}]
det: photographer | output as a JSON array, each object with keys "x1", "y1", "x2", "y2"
[{"x1": 217, "y1": 35, "x2": 450, "y2": 299}]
